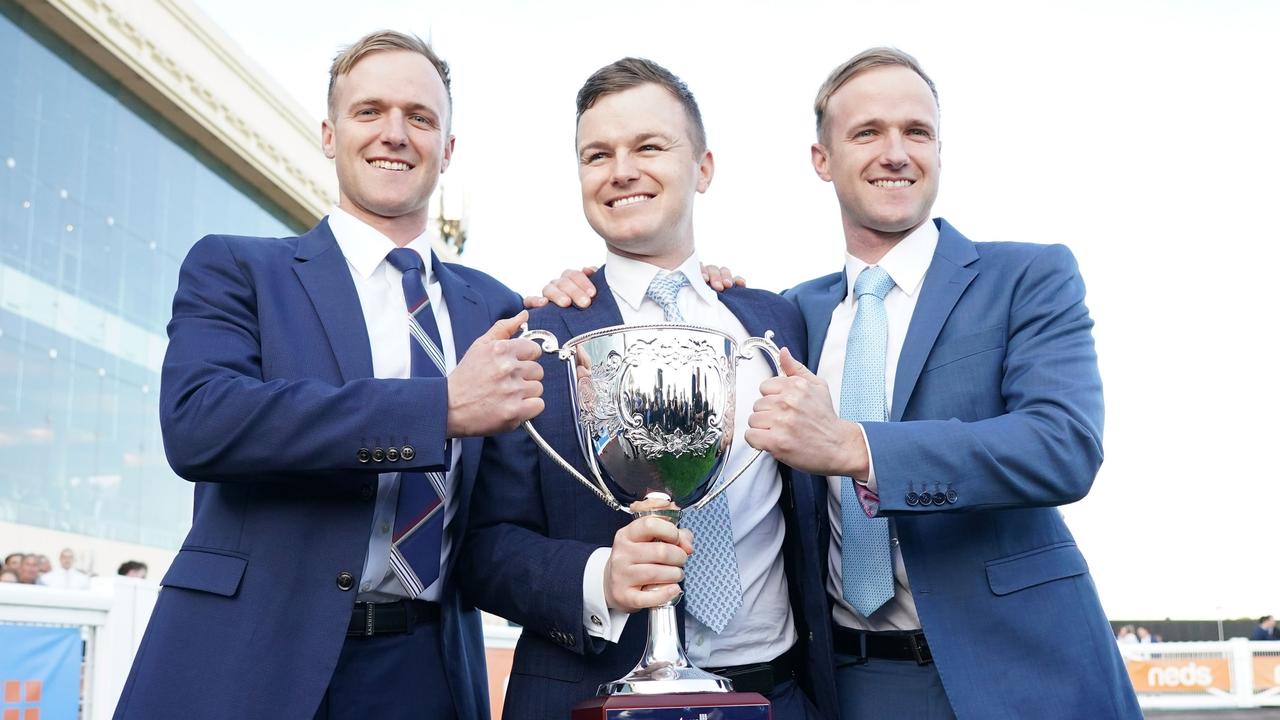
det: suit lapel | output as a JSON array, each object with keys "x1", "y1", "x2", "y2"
[
  {"x1": 560, "y1": 268, "x2": 626, "y2": 339},
  {"x1": 292, "y1": 219, "x2": 374, "y2": 383},
  {"x1": 890, "y1": 219, "x2": 979, "y2": 421},
  {"x1": 795, "y1": 272, "x2": 846, "y2": 373},
  {"x1": 431, "y1": 253, "x2": 490, "y2": 490}
]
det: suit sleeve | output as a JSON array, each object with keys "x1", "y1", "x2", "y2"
[
  {"x1": 863, "y1": 244, "x2": 1104, "y2": 513},
  {"x1": 158, "y1": 235, "x2": 452, "y2": 481}
]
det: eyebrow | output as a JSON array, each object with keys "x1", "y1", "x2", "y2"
[
  {"x1": 346, "y1": 97, "x2": 441, "y2": 117},
  {"x1": 577, "y1": 131, "x2": 677, "y2": 155},
  {"x1": 845, "y1": 116, "x2": 938, "y2": 133}
]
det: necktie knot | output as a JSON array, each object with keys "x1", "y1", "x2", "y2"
[
  {"x1": 645, "y1": 271, "x2": 690, "y2": 322},
  {"x1": 853, "y1": 265, "x2": 894, "y2": 302},
  {"x1": 386, "y1": 247, "x2": 425, "y2": 275}
]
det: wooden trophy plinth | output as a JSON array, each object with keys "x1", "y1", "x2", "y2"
[{"x1": 571, "y1": 692, "x2": 771, "y2": 720}]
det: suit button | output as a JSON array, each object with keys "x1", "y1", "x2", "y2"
[
  {"x1": 372, "y1": 447, "x2": 385, "y2": 462},
  {"x1": 359, "y1": 483, "x2": 375, "y2": 501},
  {"x1": 336, "y1": 571, "x2": 355, "y2": 591},
  {"x1": 563, "y1": 632, "x2": 576, "y2": 646},
  {"x1": 932, "y1": 491, "x2": 947, "y2": 505},
  {"x1": 357, "y1": 448, "x2": 371, "y2": 463},
  {"x1": 946, "y1": 489, "x2": 958, "y2": 504},
  {"x1": 401, "y1": 445, "x2": 415, "y2": 461},
  {"x1": 386, "y1": 447, "x2": 399, "y2": 462},
  {"x1": 906, "y1": 492, "x2": 919, "y2": 506},
  {"x1": 549, "y1": 629, "x2": 561, "y2": 642},
  {"x1": 918, "y1": 492, "x2": 933, "y2": 506}
]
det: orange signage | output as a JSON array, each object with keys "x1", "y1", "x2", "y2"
[
  {"x1": 1126, "y1": 657, "x2": 1231, "y2": 693},
  {"x1": 1255, "y1": 655, "x2": 1280, "y2": 691}
]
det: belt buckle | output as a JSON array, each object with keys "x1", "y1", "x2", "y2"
[
  {"x1": 364, "y1": 602, "x2": 375, "y2": 637},
  {"x1": 909, "y1": 633, "x2": 932, "y2": 665}
]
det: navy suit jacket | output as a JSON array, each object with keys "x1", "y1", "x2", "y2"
[
  {"x1": 788, "y1": 219, "x2": 1140, "y2": 719},
  {"x1": 114, "y1": 220, "x2": 513, "y2": 720},
  {"x1": 458, "y1": 270, "x2": 838, "y2": 719}
]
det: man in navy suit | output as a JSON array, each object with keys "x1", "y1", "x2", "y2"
[
  {"x1": 741, "y1": 49, "x2": 1141, "y2": 718},
  {"x1": 114, "y1": 31, "x2": 543, "y2": 720},
  {"x1": 458, "y1": 59, "x2": 837, "y2": 720}
]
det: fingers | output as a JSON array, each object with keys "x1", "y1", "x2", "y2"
[
  {"x1": 700, "y1": 264, "x2": 736, "y2": 292},
  {"x1": 540, "y1": 282, "x2": 574, "y2": 309},
  {"x1": 779, "y1": 347, "x2": 811, "y2": 377},
  {"x1": 523, "y1": 295, "x2": 549, "y2": 309},
  {"x1": 509, "y1": 337, "x2": 544, "y2": 362},
  {"x1": 484, "y1": 310, "x2": 529, "y2": 341},
  {"x1": 675, "y1": 527, "x2": 695, "y2": 556},
  {"x1": 561, "y1": 269, "x2": 596, "y2": 308}
]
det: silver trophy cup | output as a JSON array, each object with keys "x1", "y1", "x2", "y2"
[{"x1": 521, "y1": 322, "x2": 782, "y2": 696}]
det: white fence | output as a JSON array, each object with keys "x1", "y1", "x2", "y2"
[{"x1": 3, "y1": 583, "x2": 1278, "y2": 716}]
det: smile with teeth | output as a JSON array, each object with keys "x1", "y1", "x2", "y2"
[
  {"x1": 871, "y1": 179, "x2": 914, "y2": 188},
  {"x1": 608, "y1": 194, "x2": 654, "y2": 208},
  {"x1": 368, "y1": 159, "x2": 413, "y2": 171}
]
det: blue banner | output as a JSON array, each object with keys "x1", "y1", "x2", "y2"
[{"x1": 0, "y1": 624, "x2": 81, "y2": 720}]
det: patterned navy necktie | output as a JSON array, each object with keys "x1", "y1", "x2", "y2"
[{"x1": 384, "y1": 248, "x2": 450, "y2": 596}]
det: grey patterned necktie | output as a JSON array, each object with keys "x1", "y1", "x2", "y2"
[{"x1": 645, "y1": 270, "x2": 743, "y2": 634}]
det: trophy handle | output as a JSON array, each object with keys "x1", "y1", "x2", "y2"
[
  {"x1": 688, "y1": 331, "x2": 782, "y2": 511},
  {"x1": 519, "y1": 325, "x2": 629, "y2": 514}
]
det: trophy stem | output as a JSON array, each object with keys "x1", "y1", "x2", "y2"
[{"x1": 597, "y1": 504, "x2": 734, "y2": 696}]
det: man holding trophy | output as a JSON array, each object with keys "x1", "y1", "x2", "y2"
[{"x1": 458, "y1": 59, "x2": 837, "y2": 719}]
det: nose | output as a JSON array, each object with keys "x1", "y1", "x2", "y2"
[
  {"x1": 880, "y1": 130, "x2": 909, "y2": 169},
  {"x1": 380, "y1": 110, "x2": 409, "y2": 147},
  {"x1": 610, "y1": 151, "x2": 640, "y2": 185}
]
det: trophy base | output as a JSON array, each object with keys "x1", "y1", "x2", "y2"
[
  {"x1": 599, "y1": 662, "x2": 733, "y2": 695},
  {"x1": 571, "y1": 692, "x2": 771, "y2": 720}
]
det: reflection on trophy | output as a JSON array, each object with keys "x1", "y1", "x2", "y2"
[{"x1": 521, "y1": 322, "x2": 780, "y2": 715}]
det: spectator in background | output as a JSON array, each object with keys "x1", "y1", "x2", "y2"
[
  {"x1": 4, "y1": 553, "x2": 22, "y2": 572},
  {"x1": 117, "y1": 561, "x2": 148, "y2": 579},
  {"x1": 16, "y1": 554, "x2": 40, "y2": 584},
  {"x1": 1, "y1": 569, "x2": 18, "y2": 583},
  {"x1": 1136, "y1": 627, "x2": 1157, "y2": 644},
  {"x1": 1252, "y1": 616, "x2": 1277, "y2": 641},
  {"x1": 36, "y1": 554, "x2": 51, "y2": 575},
  {"x1": 39, "y1": 548, "x2": 90, "y2": 590},
  {"x1": 1116, "y1": 625, "x2": 1138, "y2": 644}
]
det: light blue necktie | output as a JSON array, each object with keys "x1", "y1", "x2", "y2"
[
  {"x1": 839, "y1": 265, "x2": 896, "y2": 617},
  {"x1": 646, "y1": 270, "x2": 743, "y2": 634}
]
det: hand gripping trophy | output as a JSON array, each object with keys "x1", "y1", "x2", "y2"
[{"x1": 521, "y1": 322, "x2": 781, "y2": 719}]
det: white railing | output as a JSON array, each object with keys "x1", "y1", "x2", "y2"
[
  {"x1": 7, "y1": 586, "x2": 1277, "y2": 715},
  {"x1": 1119, "y1": 638, "x2": 1280, "y2": 709}
]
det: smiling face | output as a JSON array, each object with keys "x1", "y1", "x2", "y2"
[
  {"x1": 812, "y1": 64, "x2": 940, "y2": 257},
  {"x1": 576, "y1": 83, "x2": 713, "y2": 267},
  {"x1": 322, "y1": 50, "x2": 454, "y2": 243}
]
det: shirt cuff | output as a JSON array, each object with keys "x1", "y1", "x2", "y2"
[
  {"x1": 854, "y1": 424, "x2": 880, "y2": 517},
  {"x1": 583, "y1": 547, "x2": 631, "y2": 642}
]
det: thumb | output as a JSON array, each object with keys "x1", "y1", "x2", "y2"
[
  {"x1": 483, "y1": 310, "x2": 529, "y2": 341},
  {"x1": 779, "y1": 346, "x2": 812, "y2": 377}
]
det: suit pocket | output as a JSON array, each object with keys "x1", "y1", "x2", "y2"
[
  {"x1": 161, "y1": 548, "x2": 248, "y2": 597},
  {"x1": 923, "y1": 326, "x2": 1006, "y2": 372},
  {"x1": 985, "y1": 542, "x2": 1087, "y2": 596},
  {"x1": 510, "y1": 632, "x2": 585, "y2": 682}
]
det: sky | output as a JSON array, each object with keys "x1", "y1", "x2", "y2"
[{"x1": 191, "y1": 0, "x2": 1279, "y2": 619}]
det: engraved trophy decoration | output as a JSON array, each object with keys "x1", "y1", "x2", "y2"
[{"x1": 521, "y1": 322, "x2": 781, "y2": 719}]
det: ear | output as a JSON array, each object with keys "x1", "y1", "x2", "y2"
[
  {"x1": 440, "y1": 134, "x2": 456, "y2": 174},
  {"x1": 811, "y1": 142, "x2": 832, "y2": 182},
  {"x1": 321, "y1": 118, "x2": 336, "y2": 160},
  {"x1": 695, "y1": 149, "x2": 714, "y2": 193}
]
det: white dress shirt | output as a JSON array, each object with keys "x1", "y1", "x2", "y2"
[
  {"x1": 38, "y1": 567, "x2": 90, "y2": 590},
  {"x1": 816, "y1": 219, "x2": 939, "y2": 632},
  {"x1": 327, "y1": 206, "x2": 461, "y2": 603},
  {"x1": 580, "y1": 250, "x2": 796, "y2": 667}
]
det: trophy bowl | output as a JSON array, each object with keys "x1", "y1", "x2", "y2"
[{"x1": 521, "y1": 322, "x2": 781, "y2": 699}]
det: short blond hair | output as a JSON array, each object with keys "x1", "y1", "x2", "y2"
[
  {"x1": 327, "y1": 30, "x2": 451, "y2": 121},
  {"x1": 814, "y1": 47, "x2": 937, "y2": 140}
]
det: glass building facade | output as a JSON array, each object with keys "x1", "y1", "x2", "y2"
[{"x1": 0, "y1": 2, "x2": 302, "y2": 549}]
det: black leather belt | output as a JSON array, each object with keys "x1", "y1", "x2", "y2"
[
  {"x1": 703, "y1": 643, "x2": 802, "y2": 695},
  {"x1": 834, "y1": 626, "x2": 933, "y2": 665},
  {"x1": 347, "y1": 599, "x2": 441, "y2": 637}
]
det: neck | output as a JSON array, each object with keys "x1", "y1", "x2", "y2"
[
  {"x1": 843, "y1": 217, "x2": 928, "y2": 265},
  {"x1": 606, "y1": 237, "x2": 694, "y2": 271},
  {"x1": 338, "y1": 199, "x2": 428, "y2": 247}
]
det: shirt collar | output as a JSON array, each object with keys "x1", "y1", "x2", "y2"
[
  {"x1": 604, "y1": 249, "x2": 718, "y2": 313},
  {"x1": 842, "y1": 218, "x2": 939, "y2": 303},
  {"x1": 327, "y1": 206, "x2": 435, "y2": 281}
]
